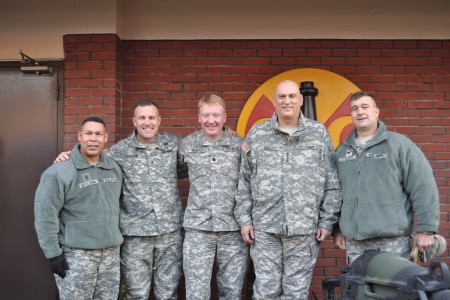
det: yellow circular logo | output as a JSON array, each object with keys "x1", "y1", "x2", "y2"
[{"x1": 237, "y1": 68, "x2": 360, "y2": 148}]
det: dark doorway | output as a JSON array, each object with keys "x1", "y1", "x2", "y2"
[{"x1": 0, "y1": 63, "x2": 62, "y2": 298}]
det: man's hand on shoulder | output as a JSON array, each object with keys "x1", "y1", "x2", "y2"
[{"x1": 53, "y1": 151, "x2": 71, "y2": 163}]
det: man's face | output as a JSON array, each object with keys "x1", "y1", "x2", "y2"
[
  {"x1": 133, "y1": 105, "x2": 161, "y2": 145},
  {"x1": 273, "y1": 81, "x2": 303, "y2": 121},
  {"x1": 78, "y1": 121, "x2": 108, "y2": 163},
  {"x1": 198, "y1": 103, "x2": 226, "y2": 140},
  {"x1": 351, "y1": 95, "x2": 379, "y2": 135}
]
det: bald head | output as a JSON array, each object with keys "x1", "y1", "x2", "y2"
[{"x1": 273, "y1": 80, "x2": 303, "y2": 127}]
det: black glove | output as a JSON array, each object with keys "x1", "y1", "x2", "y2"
[{"x1": 48, "y1": 254, "x2": 69, "y2": 278}]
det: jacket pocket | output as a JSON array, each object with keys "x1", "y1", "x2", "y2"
[
  {"x1": 356, "y1": 201, "x2": 407, "y2": 239},
  {"x1": 65, "y1": 219, "x2": 121, "y2": 249}
]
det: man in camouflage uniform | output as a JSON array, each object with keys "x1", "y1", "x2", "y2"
[
  {"x1": 109, "y1": 99, "x2": 187, "y2": 299},
  {"x1": 333, "y1": 91, "x2": 443, "y2": 265},
  {"x1": 35, "y1": 117, "x2": 123, "y2": 299},
  {"x1": 55, "y1": 100, "x2": 187, "y2": 299},
  {"x1": 234, "y1": 80, "x2": 342, "y2": 300},
  {"x1": 180, "y1": 94, "x2": 249, "y2": 300}
]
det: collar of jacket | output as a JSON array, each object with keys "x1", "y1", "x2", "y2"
[
  {"x1": 198, "y1": 127, "x2": 232, "y2": 146},
  {"x1": 130, "y1": 131, "x2": 167, "y2": 150},
  {"x1": 270, "y1": 112, "x2": 307, "y2": 136},
  {"x1": 71, "y1": 143, "x2": 113, "y2": 170},
  {"x1": 344, "y1": 121, "x2": 388, "y2": 148}
]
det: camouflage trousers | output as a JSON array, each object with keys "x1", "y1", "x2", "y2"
[
  {"x1": 55, "y1": 246, "x2": 120, "y2": 300},
  {"x1": 346, "y1": 235, "x2": 411, "y2": 265},
  {"x1": 121, "y1": 231, "x2": 182, "y2": 299},
  {"x1": 183, "y1": 229, "x2": 249, "y2": 300},
  {"x1": 251, "y1": 231, "x2": 318, "y2": 300}
]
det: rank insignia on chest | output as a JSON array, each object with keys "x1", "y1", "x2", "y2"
[{"x1": 241, "y1": 141, "x2": 249, "y2": 152}]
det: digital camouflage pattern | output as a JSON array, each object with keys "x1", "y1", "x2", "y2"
[
  {"x1": 55, "y1": 246, "x2": 120, "y2": 300},
  {"x1": 346, "y1": 235, "x2": 410, "y2": 265},
  {"x1": 107, "y1": 132, "x2": 187, "y2": 299},
  {"x1": 180, "y1": 129, "x2": 249, "y2": 299},
  {"x1": 251, "y1": 232, "x2": 318, "y2": 300},
  {"x1": 120, "y1": 233, "x2": 182, "y2": 299},
  {"x1": 180, "y1": 129, "x2": 243, "y2": 231},
  {"x1": 107, "y1": 132, "x2": 187, "y2": 236},
  {"x1": 234, "y1": 113, "x2": 342, "y2": 235},
  {"x1": 234, "y1": 112, "x2": 342, "y2": 299},
  {"x1": 183, "y1": 229, "x2": 249, "y2": 300}
]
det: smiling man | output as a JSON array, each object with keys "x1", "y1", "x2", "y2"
[
  {"x1": 34, "y1": 117, "x2": 123, "y2": 299},
  {"x1": 234, "y1": 80, "x2": 342, "y2": 299},
  {"x1": 107, "y1": 99, "x2": 187, "y2": 299},
  {"x1": 180, "y1": 94, "x2": 249, "y2": 300},
  {"x1": 334, "y1": 91, "x2": 444, "y2": 265}
]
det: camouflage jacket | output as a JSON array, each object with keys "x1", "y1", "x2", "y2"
[
  {"x1": 180, "y1": 129, "x2": 243, "y2": 231},
  {"x1": 108, "y1": 132, "x2": 187, "y2": 236},
  {"x1": 234, "y1": 113, "x2": 342, "y2": 236}
]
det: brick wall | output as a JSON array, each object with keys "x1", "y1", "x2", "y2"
[
  {"x1": 64, "y1": 34, "x2": 122, "y2": 146},
  {"x1": 63, "y1": 34, "x2": 450, "y2": 299}
]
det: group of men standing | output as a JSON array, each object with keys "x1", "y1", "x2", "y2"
[{"x1": 34, "y1": 80, "x2": 443, "y2": 300}]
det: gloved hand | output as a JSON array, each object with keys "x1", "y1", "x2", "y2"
[{"x1": 48, "y1": 254, "x2": 69, "y2": 278}]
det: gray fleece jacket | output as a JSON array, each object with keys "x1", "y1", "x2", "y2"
[
  {"x1": 336, "y1": 121, "x2": 439, "y2": 241},
  {"x1": 34, "y1": 144, "x2": 123, "y2": 259}
]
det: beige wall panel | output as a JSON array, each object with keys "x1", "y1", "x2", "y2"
[
  {"x1": 0, "y1": 0, "x2": 118, "y2": 60},
  {"x1": 0, "y1": 0, "x2": 449, "y2": 60},
  {"x1": 122, "y1": 0, "x2": 450, "y2": 40}
]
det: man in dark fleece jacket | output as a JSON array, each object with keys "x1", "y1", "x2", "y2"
[{"x1": 334, "y1": 91, "x2": 445, "y2": 265}]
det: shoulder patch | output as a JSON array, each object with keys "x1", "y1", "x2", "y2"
[{"x1": 241, "y1": 141, "x2": 249, "y2": 152}]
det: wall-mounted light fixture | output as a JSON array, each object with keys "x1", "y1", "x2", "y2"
[{"x1": 19, "y1": 50, "x2": 53, "y2": 75}]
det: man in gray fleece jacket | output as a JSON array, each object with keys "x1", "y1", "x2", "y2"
[
  {"x1": 334, "y1": 91, "x2": 444, "y2": 265},
  {"x1": 34, "y1": 117, "x2": 123, "y2": 299}
]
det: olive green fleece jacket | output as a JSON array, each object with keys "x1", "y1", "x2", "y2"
[
  {"x1": 336, "y1": 121, "x2": 439, "y2": 241},
  {"x1": 34, "y1": 144, "x2": 123, "y2": 259}
]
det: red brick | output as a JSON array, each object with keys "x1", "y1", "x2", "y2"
[
  {"x1": 64, "y1": 106, "x2": 90, "y2": 115},
  {"x1": 418, "y1": 41, "x2": 443, "y2": 48},
  {"x1": 271, "y1": 57, "x2": 296, "y2": 65},
  {"x1": 77, "y1": 43, "x2": 104, "y2": 52},
  {"x1": 77, "y1": 97, "x2": 104, "y2": 106},
  {"x1": 64, "y1": 35, "x2": 90, "y2": 43},
  {"x1": 307, "y1": 49, "x2": 332, "y2": 56},
  {"x1": 160, "y1": 49, "x2": 183, "y2": 57},
  {"x1": 196, "y1": 41, "x2": 222, "y2": 48},
  {"x1": 91, "y1": 52, "x2": 117, "y2": 60},
  {"x1": 91, "y1": 70, "x2": 116, "y2": 78},
  {"x1": 321, "y1": 57, "x2": 345, "y2": 65},
  {"x1": 294, "y1": 40, "x2": 321, "y2": 48},
  {"x1": 66, "y1": 53, "x2": 91, "y2": 63},
  {"x1": 358, "y1": 49, "x2": 382, "y2": 57},
  {"x1": 90, "y1": 106, "x2": 117, "y2": 115},
  {"x1": 65, "y1": 88, "x2": 90, "y2": 97},
  {"x1": 78, "y1": 61, "x2": 104, "y2": 70}
]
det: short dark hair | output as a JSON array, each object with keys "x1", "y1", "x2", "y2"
[
  {"x1": 81, "y1": 116, "x2": 106, "y2": 128},
  {"x1": 135, "y1": 99, "x2": 159, "y2": 110},
  {"x1": 350, "y1": 91, "x2": 377, "y2": 104}
]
